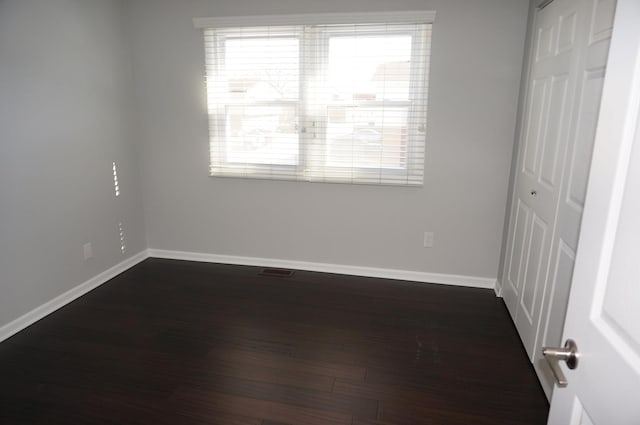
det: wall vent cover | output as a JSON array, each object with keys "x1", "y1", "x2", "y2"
[{"x1": 259, "y1": 268, "x2": 295, "y2": 278}]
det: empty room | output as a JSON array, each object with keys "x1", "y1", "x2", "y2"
[{"x1": 1, "y1": 0, "x2": 639, "y2": 423}]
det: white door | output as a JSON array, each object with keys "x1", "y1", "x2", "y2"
[
  {"x1": 503, "y1": 0, "x2": 583, "y2": 360},
  {"x1": 547, "y1": 0, "x2": 640, "y2": 422},
  {"x1": 533, "y1": 0, "x2": 616, "y2": 397},
  {"x1": 502, "y1": 0, "x2": 614, "y2": 374}
]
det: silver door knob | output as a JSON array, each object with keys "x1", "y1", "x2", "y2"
[{"x1": 542, "y1": 339, "x2": 579, "y2": 388}]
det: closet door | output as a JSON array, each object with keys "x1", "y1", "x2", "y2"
[
  {"x1": 502, "y1": 0, "x2": 616, "y2": 397},
  {"x1": 502, "y1": 0, "x2": 582, "y2": 360},
  {"x1": 533, "y1": 0, "x2": 616, "y2": 396}
]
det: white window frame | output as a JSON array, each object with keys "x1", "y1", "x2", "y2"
[{"x1": 195, "y1": 11, "x2": 436, "y2": 186}]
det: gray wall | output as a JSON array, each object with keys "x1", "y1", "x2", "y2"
[
  {"x1": 0, "y1": 0, "x2": 530, "y2": 332},
  {"x1": 0, "y1": 0, "x2": 146, "y2": 327},
  {"x1": 128, "y1": 0, "x2": 529, "y2": 279}
]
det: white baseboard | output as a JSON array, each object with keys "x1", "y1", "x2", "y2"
[
  {"x1": 0, "y1": 250, "x2": 149, "y2": 343},
  {"x1": 148, "y1": 249, "x2": 497, "y2": 290},
  {"x1": 0, "y1": 249, "x2": 498, "y2": 343}
]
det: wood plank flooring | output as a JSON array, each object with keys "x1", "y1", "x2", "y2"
[{"x1": 0, "y1": 258, "x2": 549, "y2": 424}]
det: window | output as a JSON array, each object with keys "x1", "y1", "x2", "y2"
[{"x1": 198, "y1": 12, "x2": 433, "y2": 185}]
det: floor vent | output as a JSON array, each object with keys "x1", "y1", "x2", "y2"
[{"x1": 259, "y1": 268, "x2": 295, "y2": 278}]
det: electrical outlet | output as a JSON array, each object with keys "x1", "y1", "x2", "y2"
[
  {"x1": 83, "y1": 243, "x2": 93, "y2": 260},
  {"x1": 423, "y1": 232, "x2": 434, "y2": 248}
]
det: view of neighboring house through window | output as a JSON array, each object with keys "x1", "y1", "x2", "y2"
[
  {"x1": 325, "y1": 32, "x2": 413, "y2": 170},
  {"x1": 202, "y1": 17, "x2": 432, "y2": 185},
  {"x1": 222, "y1": 33, "x2": 300, "y2": 166}
]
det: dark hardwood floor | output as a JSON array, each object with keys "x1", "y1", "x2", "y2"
[{"x1": 0, "y1": 258, "x2": 549, "y2": 424}]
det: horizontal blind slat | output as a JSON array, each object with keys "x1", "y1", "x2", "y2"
[{"x1": 203, "y1": 22, "x2": 431, "y2": 186}]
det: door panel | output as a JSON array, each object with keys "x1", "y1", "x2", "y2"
[
  {"x1": 536, "y1": 240, "x2": 576, "y2": 390},
  {"x1": 520, "y1": 215, "x2": 547, "y2": 324},
  {"x1": 557, "y1": 12, "x2": 577, "y2": 51},
  {"x1": 548, "y1": 2, "x2": 640, "y2": 420},
  {"x1": 517, "y1": 213, "x2": 549, "y2": 358},
  {"x1": 536, "y1": 17, "x2": 556, "y2": 61},
  {"x1": 506, "y1": 200, "x2": 530, "y2": 296},
  {"x1": 567, "y1": 70, "x2": 605, "y2": 207},
  {"x1": 589, "y1": 0, "x2": 616, "y2": 42},
  {"x1": 542, "y1": 241, "x2": 575, "y2": 350},
  {"x1": 540, "y1": 76, "x2": 569, "y2": 189},
  {"x1": 523, "y1": 79, "x2": 549, "y2": 176}
]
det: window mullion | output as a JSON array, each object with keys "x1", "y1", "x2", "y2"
[
  {"x1": 297, "y1": 26, "x2": 309, "y2": 177},
  {"x1": 299, "y1": 26, "x2": 324, "y2": 180}
]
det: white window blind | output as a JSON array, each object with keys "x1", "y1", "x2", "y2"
[{"x1": 201, "y1": 14, "x2": 433, "y2": 186}]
